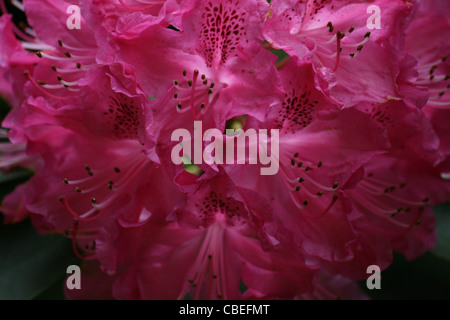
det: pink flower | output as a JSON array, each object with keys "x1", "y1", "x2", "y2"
[
  {"x1": 77, "y1": 175, "x2": 317, "y2": 300},
  {"x1": 263, "y1": 0, "x2": 417, "y2": 107},
  {"x1": 347, "y1": 92, "x2": 450, "y2": 260},
  {"x1": 0, "y1": 0, "x2": 449, "y2": 301},
  {"x1": 355, "y1": 100, "x2": 443, "y2": 165}
]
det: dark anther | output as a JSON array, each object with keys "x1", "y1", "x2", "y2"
[
  {"x1": 327, "y1": 21, "x2": 334, "y2": 32},
  {"x1": 430, "y1": 65, "x2": 438, "y2": 74}
]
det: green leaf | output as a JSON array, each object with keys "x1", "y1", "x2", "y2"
[
  {"x1": 0, "y1": 217, "x2": 79, "y2": 300},
  {"x1": 432, "y1": 202, "x2": 450, "y2": 261}
]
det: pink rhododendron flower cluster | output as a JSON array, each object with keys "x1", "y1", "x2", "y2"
[{"x1": 0, "y1": 0, "x2": 449, "y2": 300}]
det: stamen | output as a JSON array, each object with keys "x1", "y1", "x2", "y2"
[
  {"x1": 59, "y1": 195, "x2": 103, "y2": 222},
  {"x1": 57, "y1": 40, "x2": 95, "y2": 52},
  {"x1": 23, "y1": 70, "x2": 66, "y2": 100}
]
